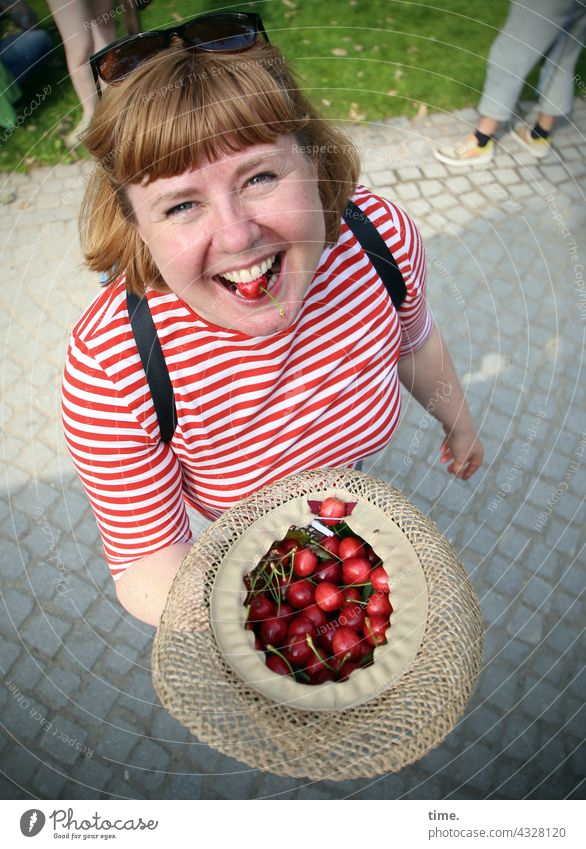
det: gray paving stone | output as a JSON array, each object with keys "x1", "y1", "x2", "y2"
[
  {"x1": 34, "y1": 667, "x2": 79, "y2": 714},
  {"x1": 85, "y1": 598, "x2": 124, "y2": 635},
  {"x1": 4, "y1": 653, "x2": 44, "y2": 693},
  {"x1": 69, "y1": 757, "x2": 113, "y2": 793},
  {"x1": 76, "y1": 675, "x2": 122, "y2": 718},
  {"x1": 3, "y1": 692, "x2": 48, "y2": 744},
  {"x1": 21, "y1": 612, "x2": 70, "y2": 658},
  {"x1": 505, "y1": 603, "x2": 544, "y2": 646},
  {"x1": 161, "y1": 772, "x2": 204, "y2": 799},
  {"x1": 2, "y1": 589, "x2": 35, "y2": 629},
  {"x1": 38, "y1": 715, "x2": 89, "y2": 766},
  {"x1": 94, "y1": 725, "x2": 139, "y2": 763},
  {"x1": 0, "y1": 538, "x2": 28, "y2": 580},
  {"x1": 32, "y1": 763, "x2": 69, "y2": 799},
  {"x1": 0, "y1": 639, "x2": 21, "y2": 674}
]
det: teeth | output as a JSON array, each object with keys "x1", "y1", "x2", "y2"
[{"x1": 221, "y1": 255, "x2": 276, "y2": 284}]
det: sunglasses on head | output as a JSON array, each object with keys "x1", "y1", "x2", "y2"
[{"x1": 89, "y1": 11, "x2": 269, "y2": 93}]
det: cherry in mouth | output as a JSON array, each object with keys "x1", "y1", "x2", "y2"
[{"x1": 217, "y1": 254, "x2": 282, "y2": 300}]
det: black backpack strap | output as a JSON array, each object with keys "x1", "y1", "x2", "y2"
[
  {"x1": 344, "y1": 200, "x2": 407, "y2": 309},
  {"x1": 126, "y1": 291, "x2": 176, "y2": 443}
]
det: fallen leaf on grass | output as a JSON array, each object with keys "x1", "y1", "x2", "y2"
[
  {"x1": 415, "y1": 103, "x2": 428, "y2": 118},
  {"x1": 331, "y1": 48, "x2": 347, "y2": 56},
  {"x1": 353, "y1": 44, "x2": 364, "y2": 51},
  {"x1": 321, "y1": 99, "x2": 332, "y2": 107},
  {"x1": 348, "y1": 103, "x2": 366, "y2": 121}
]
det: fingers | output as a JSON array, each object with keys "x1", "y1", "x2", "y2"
[{"x1": 438, "y1": 439, "x2": 483, "y2": 479}]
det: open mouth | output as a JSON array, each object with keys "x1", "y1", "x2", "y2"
[{"x1": 215, "y1": 253, "x2": 283, "y2": 301}]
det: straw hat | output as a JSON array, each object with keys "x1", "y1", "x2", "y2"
[{"x1": 152, "y1": 468, "x2": 484, "y2": 780}]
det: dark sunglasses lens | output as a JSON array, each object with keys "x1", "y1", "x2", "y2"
[
  {"x1": 97, "y1": 33, "x2": 167, "y2": 82},
  {"x1": 183, "y1": 16, "x2": 257, "y2": 51}
]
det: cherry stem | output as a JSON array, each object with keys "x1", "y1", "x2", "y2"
[
  {"x1": 259, "y1": 285, "x2": 285, "y2": 318},
  {"x1": 305, "y1": 634, "x2": 335, "y2": 671},
  {"x1": 266, "y1": 645, "x2": 295, "y2": 676}
]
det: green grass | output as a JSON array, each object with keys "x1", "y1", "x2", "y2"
[{"x1": 1, "y1": 0, "x2": 584, "y2": 172}]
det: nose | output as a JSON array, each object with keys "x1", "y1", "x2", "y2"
[{"x1": 208, "y1": 191, "x2": 262, "y2": 257}]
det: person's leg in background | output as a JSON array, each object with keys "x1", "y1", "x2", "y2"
[
  {"x1": 512, "y1": 3, "x2": 586, "y2": 157},
  {"x1": 47, "y1": 0, "x2": 115, "y2": 148},
  {"x1": 88, "y1": 0, "x2": 116, "y2": 52},
  {"x1": 434, "y1": 0, "x2": 573, "y2": 166},
  {"x1": 0, "y1": 28, "x2": 53, "y2": 85}
]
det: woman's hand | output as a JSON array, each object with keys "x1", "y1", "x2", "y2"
[{"x1": 439, "y1": 425, "x2": 484, "y2": 480}]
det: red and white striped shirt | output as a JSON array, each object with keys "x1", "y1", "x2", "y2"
[{"x1": 62, "y1": 189, "x2": 431, "y2": 578}]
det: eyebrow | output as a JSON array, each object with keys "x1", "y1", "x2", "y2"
[{"x1": 151, "y1": 152, "x2": 284, "y2": 210}]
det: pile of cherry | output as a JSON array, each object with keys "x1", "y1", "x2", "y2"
[{"x1": 243, "y1": 497, "x2": 392, "y2": 685}]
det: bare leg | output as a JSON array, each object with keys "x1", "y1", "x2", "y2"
[
  {"x1": 47, "y1": 0, "x2": 97, "y2": 119},
  {"x1": 89, "y1": 0, "x2": 117, "y2": 52},
  {"x1": 535, "y1": 113, "x2": 556, "y2": 131},
  {"x1": 476, "y1": 116, "x2": 500, "y2": 137},
  {"x1": 122, "y1": 0, "x2": 141, "y2": 35}
]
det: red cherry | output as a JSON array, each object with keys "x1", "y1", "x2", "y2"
[
  {"x1": 338, "y1": 660, "x2": 361, "y2": 681},
  {"x1": 356, "y1": 639, "x2": 372, "y2": 661},
  {"x1": 236, "y1": 277, "x2": 264, "y2": 299},
  {"x1": 275, "y1": 603, "x2": 295, "y2": 622},
  {"x1": 266, "y1": 654, "x2": 290, "y2": 676},
  {"x1": 308, "y1": 667, "x2": 336, "y2": 685},
  {"x1": 304, "y1": 645, "x2": 331, "y2": 677},
  {"x1": 260, "y1": 616, "x2": 289, "y2": 647},
  {"x1": 314, "y1": 581, "x2": 345, "y2": 612},
  {"x1": 342, "y1": 557, "x2": 371, "y2": 585},
  {"x1": 332, "y1": 626, "x2": 362, "y2": 662},
  {"x1": 283, "y1": 635, "x2": 314, "y2": 666},
  {"x1": 314, "y1": 559, "x2": 342, "y2": 584},
  {"x1": 365, "y1": 545, "x2": 380, "y2": 564},
  {"x1": 318, "y1": 621, "x2": 340, "y2": 655},
  {"x1": 339, "y1": 536, "x2": 365, "y2": 560},
  {"x1": 286, "y1": 579, "x2": 315, "y2": 609},
  {"x1": 338, "y1": 603, "x2": 365, "y2": 632},
  {"x1": 342, "y1": 587, "x2": 362, "y2": 605},
  {"x1": 293, "y1": 547, "x2": 318, "y2": 577},
  {"x1": 281, "y1": 539, "x2": 300, "y2": 555},
  {"x1": 287, "y1": 616, "x2": 318, "y2": 640},
  {"x1": 366, "y1": 592, "x2": 393, "y2": 617},
  {"x1": 302, "y1": 603, "x2": 328, "y2": 630},
  {"x1": 364, "y1": 615, "x2": 389, "y2": 647},
  {"x1": 318, "y1": 497, "x2": 346, "y2": 525},
  {"x1": 254, "y1": 636, "x2": 264, "y2": 651},
  {"x1": 248, "y1": 594, "x2": 276, "y2": 623},
  {"x1": 320, "y1": 536, "x2": 340, "y2": 557},
  {"x1": 370, "y1": 565, "x2": 389, "y2": 593}
]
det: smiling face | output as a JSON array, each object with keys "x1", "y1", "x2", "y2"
[{"x1": 126, "y1": 135, "x2": 326, "y2": 336}]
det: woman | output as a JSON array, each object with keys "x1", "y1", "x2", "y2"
[{"x1": 62, "y1": 12, "x2": 483, "y2": 626}]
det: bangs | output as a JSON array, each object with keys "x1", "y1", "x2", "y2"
[{"x1": 90, "y1": 45, "x2": 311, "y2": 186}]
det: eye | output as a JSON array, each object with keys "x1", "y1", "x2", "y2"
[
  {"x1": 247, "y1": 171, "x2": 278, "y2": 187},
  {"x1": 166, "y1": 200, "x2": 197, "y2": 216}
]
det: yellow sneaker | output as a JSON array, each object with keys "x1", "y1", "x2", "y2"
[
  {"x1": 433, "y1": 133, "x2": 494, "y2": 166},
  {"x1": 512, "y1": 125, "x2": 551, "y2": 159}
]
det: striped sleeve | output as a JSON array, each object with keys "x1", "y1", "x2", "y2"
[
  {"x1": 62, "y1": 332, "x2": 192, "y2": 579},
  {"x1": 356, "y1": 190, "x2": 433, "y2": 356}
]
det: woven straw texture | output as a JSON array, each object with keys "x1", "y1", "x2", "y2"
[{"x1": 152, "y1": 468, "x2": 484, "y2": 781}]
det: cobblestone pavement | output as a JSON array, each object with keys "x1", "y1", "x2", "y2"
[{"x1": 1, "y1": 99, "x2": 584, "y2": 801}]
